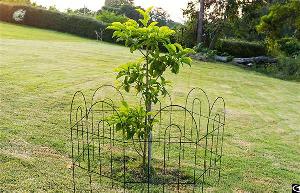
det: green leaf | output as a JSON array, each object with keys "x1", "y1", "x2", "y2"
[
  {"x1": 174, "y1": 43, "x2": 183, "y2": 51},
  {"x1": 181, "y1": 57, "x2": 192, "y2": 66},
  {"x1": 124, "y1": 84, "x2": 130, "y2": 92},
  {"x1": 149, "y1": 21, "x2": 158, "y2": 27},
  {"x1": 121, "y1": 101, "x2": 129, "y2": 108}
]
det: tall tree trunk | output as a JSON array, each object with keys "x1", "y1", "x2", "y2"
[{"x1": 197, "y1": 0, "x2": 205, "y2": 43}]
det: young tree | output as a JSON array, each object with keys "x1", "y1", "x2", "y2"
[{"x1": 108, "y1": 7, "x2": 194, "y2": 172}]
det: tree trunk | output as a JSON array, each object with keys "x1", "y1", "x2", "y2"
[
  {"x1": 144, "y1": 50, "x2": 152, "y2": 177},
  {"x1": 209, "y1": 27, "x2": 220, "y2": 49},
  {"x1": 142, "y1": 135, "x2": 147, "y2": 169},
  {"x1": 147, "y1": 102, "x2": 152, "y2": 180},
  {"x1": 197, "y1": 0, "x2": 205, "y2": 43},
  {"x1": 209, "y1": 33, "x2": 218, "y2": 49}
]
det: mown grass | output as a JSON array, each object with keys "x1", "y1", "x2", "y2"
[{"x1": 0, "y1": 22, "x2": 299, "y2": 192}]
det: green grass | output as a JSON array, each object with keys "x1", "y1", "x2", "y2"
[{"x1": 0, "y1": 22, "x2": 299, "y2": 192}]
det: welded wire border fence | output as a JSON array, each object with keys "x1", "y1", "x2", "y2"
[{"x1": 70, "y1": 85, "x2": 225, "y2": 192}]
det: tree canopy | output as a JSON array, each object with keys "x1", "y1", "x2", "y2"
[
  {"x1": 257, "y1": 0, "x2": 300, "y2": 40},
  {"x1": 0, "y1": 0, "x2": 30, "y2": 4}
]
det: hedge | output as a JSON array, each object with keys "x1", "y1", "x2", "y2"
[
  {"x1": 0, "y1": 3, "x2": 114, "y2": 42},
  {"x1": 216, "y1": 39, "x2": 267, "y2": 57}
]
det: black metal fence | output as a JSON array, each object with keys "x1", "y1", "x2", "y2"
[{"x1": 70, "y1": 85, "x2": 225, "y2": 192}]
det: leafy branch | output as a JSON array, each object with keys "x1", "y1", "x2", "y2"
[{"x1": 107, "y1": 7, "x2": 195, "y2": 169}]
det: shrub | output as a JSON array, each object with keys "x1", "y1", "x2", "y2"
[
  {"x1": 193, "y1": 43, "x2": 218, "y2": 59},
  {"x1": 275, "y1": 56, "x2": 300, "y2": 79},
  {"x1": 216, "y1": 38, "x2": 267, "y2": 57},
  {"x1": 254, "y1": 55, "x2": 300, "y2": 81},
  {"x1": 276, "y1": 37, "x2": 300, "y2": 56},
  {"x1": 0, "y1": 3, "x2": 114, "y2": 42}
]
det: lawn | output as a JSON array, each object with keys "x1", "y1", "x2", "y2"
[{"x1": 0, "y1": 22, "x2": 299, "y2": 192}]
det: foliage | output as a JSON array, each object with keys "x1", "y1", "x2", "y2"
[
  {"x1": 216, "y1": 38, "x2": 267, "y2": 57},
  {"x1": 108, "y1": 7, "x2": 194, "y2": 105},
  {"x1": 150, "y1": 7, "x2": 170, "y2": 27},
  {"x1": 104, "y1": 0, "x2": 133, "y2": 6},
  {"x1": 48, "y1": 5, "x2": 58, "y2": 12},
  {"x1": 276, "y1": 37, "x2": 300, "y2": 57},
  {"x1": 256, "y1": 0, "x2": 300, "y2": 55},
  {"x1": 65, "y1": 7, "x2": 95, "y2": 17},
  {"x1": 96, "y1": 10, "x2": 128, "y2": 24},
  {"x1": 100, "y1": 4, "x2": 143, "y2": 23},
  {"x1": 108, "y1": 101, "x2": 151, "y2": 140},
  {"x1": 276, "y1": 55, "x2": 300, "y2": 79},
  {"x1": 30, "y1": 2, "x2": 46, "y2": 9},
  {"x1": 0, "y1": 3, "x2": 114, "y2": 42},
  {"x1": 183, "y1": 0, "x2": 250, "y2": 48},
  {"x1": 100, "y1": 4, "x2": 177, "y2": 29},
  {"x1": 235, "y1": 0, "x2": 267, "y2": 41},
  {"x1": 277, "y1": 56, "x2": 300, "y2": 79},
  {"x1": 181, "y1": 1, "x2": 200, "y2": 47},
  {"x1": 74, "y1": 7, "x2": 95, "y2": 16},
  {"x1": 257, "y1": 0, "x2": 300, "y2": 40},
  {"x1": 180, "y1": 0, "x2": 293, "y2": 48},
  {"x1": 177, "y1": 23, "x2": 197, "y2": 48},
  {"x1": 255, "y1": 55, "x2": 300, "y2": 80},
  {"x1": 108, "y1": 7, "x2": 194, "y2": 165},
  {"x1": 193, "y1": 43, "x2": 218, "y2": 59},
  {"x1": 0, "y1": 0, "x2": 30, "y2": 4}
]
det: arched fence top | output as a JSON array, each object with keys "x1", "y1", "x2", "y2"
[
  {"x1": 70, "y1": 90, "x2": 87, "y2": 126},
  {"x1": 91, "y1": 84, "x2": 124, "y2": 105},
  {"x1": 210, "y1": 96, "x2": 226, "y2": 123},
  {"x1": 69, "y1": 85, "x2": 226, "y2": 193},
  {"x1": 185, "y1": 87, "x2": 211, "y2": 110}
]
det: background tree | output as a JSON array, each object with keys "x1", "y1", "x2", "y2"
[
  {"x1": 31, "y1": 2, "x2": 47, "y2": 9},
  {"x1": 235, "y1": 0, "x2": 267, "y2": 41},
  {"x1": 65, "y1": 8, "x2": 74, "y2": 14},
  {"x1": 0, "y1": 0, "x2": 30, "y2": 4},
  {"x1": 104, "y1": 0, "x2": 133, "y2": 6},
  {"x1": 197, "y1": 0, "x2": 204, "y2": 43},
  {"x1": 150, "y1": 7, "x2": 170, "y2": 26},
  {"x1": 257, "y1": 0, "x2": 300, "y2": 40},
  {"x1": 99, "y1": 2, "x2": 177, "y2": 29},
  {"x1": 99, "y1": 3, "x2": 143, "y2": 22},
  {"x1": 74, "y1": 7, "x2": 94, "y2": 16},
  {"x1": 257, "y1": 0, "x2": 300, "y2": 55},
  {"x1": 96, "y1": 10, "x2": 128, "y2": 24},
  {"x1": 48, "y1": 5, "x2": 58, "y2": 12},
  {"x1": 183, "y1": 0, "x2": 229, "y2": 47},
  {"x1": 182, "y1": 0, "x2": 270, "y2": 48}
]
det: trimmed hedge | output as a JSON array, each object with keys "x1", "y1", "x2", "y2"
[
  {"x1": 0, "y1": 3, "x2": 114, "y2": 42},
  {"x1": 216, "y1": 39, "x2": 267, "y2": 57}
]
